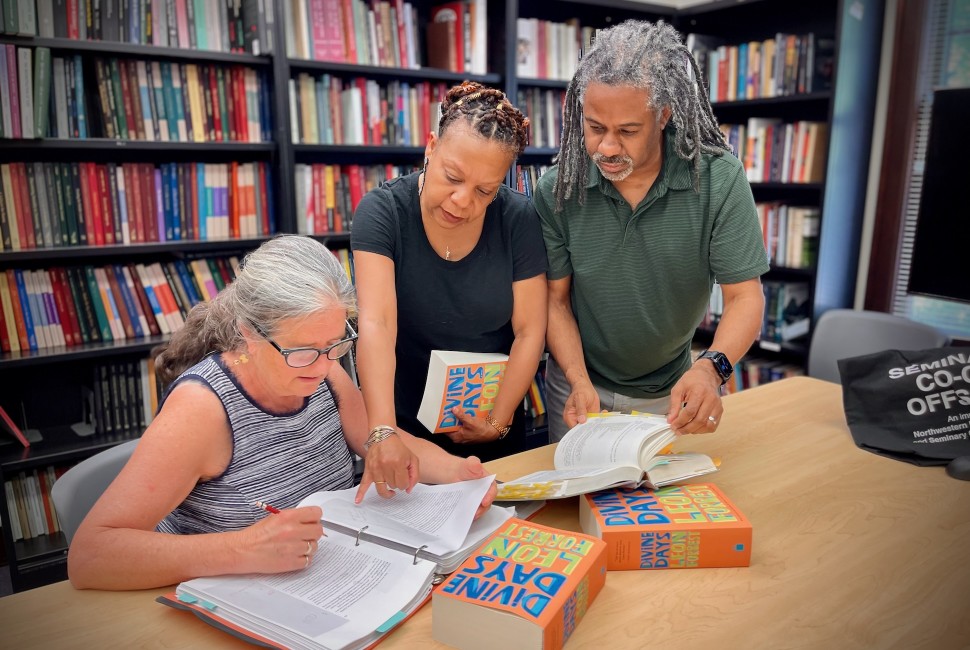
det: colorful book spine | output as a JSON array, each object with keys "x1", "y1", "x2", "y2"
[
  {"x1": 433, "y1": 518, "x2": 608, "y2": 650},
  {"x1": 579, "y1": 483, "x2": 753, "y2": 570}
]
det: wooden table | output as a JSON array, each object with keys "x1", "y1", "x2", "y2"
[{"x1": 2, "y1": 377, "x2": 968, "y2": 649}]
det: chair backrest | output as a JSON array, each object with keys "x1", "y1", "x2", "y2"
[
  {"x1": 807, "y1": 309, "x2": 950, "y2": 384},
  {"x1": 51, "y1": 439, "x2": 139, "y2": 543}
]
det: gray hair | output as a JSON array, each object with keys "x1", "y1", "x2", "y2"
[
  {"x1": 155, "y1": 235, "x2": 355, "y2": 387},
  {"x1": 553, "y1": 19, "x2": 729, "y2": 211}
]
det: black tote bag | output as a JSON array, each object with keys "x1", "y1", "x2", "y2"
[{"x1": 838, "y1": 347, "x2": 970, "y2": 466}]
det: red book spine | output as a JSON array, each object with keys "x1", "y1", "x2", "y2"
[
  {"x1": 48, "y1": 268, "x2": 78, "y2": 346},
  {"x1": 125, "y1": 164, "x2": 143, "y2": 243},
  {"x1": 208, "y1": 66, "x2": 223, "y2": 141},
  {"x1": 87, "y1": 162, "x2": 106, "y2": 245}
]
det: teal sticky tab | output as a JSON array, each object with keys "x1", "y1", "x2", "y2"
[
  {"x1": 199, "y1": 599, "x2": 218, "y2": 611},
  {"x1": 376, "y1": 611, "x2": 406, "y2": 633},
  {"x1": 176, "y1": 593, "x2": 199, "y2": 604}
]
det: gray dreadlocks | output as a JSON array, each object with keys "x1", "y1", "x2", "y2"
[{"x1": 553, "y1": 19, "x2": 729, "y2": 212}]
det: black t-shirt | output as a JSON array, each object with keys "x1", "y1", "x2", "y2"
[{"x1": 351, "y1": 172, "x2": 547, "y2": 461}]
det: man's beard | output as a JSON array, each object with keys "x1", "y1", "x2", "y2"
[{"x1": 592, "y1": 153, "x2": 634, "y2": 182}]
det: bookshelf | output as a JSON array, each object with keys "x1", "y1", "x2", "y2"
[{"x1": 0, "y1": 0, "x2": 881, "y2": 592}]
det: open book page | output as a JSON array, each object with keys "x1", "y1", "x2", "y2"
[
  {"x1": 554, "y1": 414, "x2": 676, "y2": 470},
  {"x1": 643, "y1": 453, "x2": 719, "y2": 488},
  {"x1": 299, "y1": 475, "x2": 496, "y2": 556},
  {"x1": 177, "y1": 533, "x2": 435, "y2": 650},
  {"x1": 495, "y1": 465, "x2": 643, "y2": 500}
]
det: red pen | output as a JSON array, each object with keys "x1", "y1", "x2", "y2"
[
  {"x1": 253, "y1": 500, "x2": 328, "y2": 536},
  {"x1": 253, "y1": 500, "x2": 281, "y2": 514}
]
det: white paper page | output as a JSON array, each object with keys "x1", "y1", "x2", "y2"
[
  {"x1": 300, "y1": 475, "x2": 494, "y2": 556},
  {"x1": 554, "y1": 415, "x2": 674, "y2": 469},
  {"x1": 178, "y1": 533, "x2": 434, "y2": 650}
]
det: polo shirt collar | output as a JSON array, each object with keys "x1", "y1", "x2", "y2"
[{"x1": 584, "y1": 127, "x2": 694, "y2": 194}]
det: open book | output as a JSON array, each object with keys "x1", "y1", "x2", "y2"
[
  {"x1": 496, "y1": 414, "x2": 718, "y2": 500},
  {"x1": 162, "y1": 477, "x2": 520, "y2": 650},
  {"x1": 416, "y1": 350, "x2": 509, "y2": 433}
]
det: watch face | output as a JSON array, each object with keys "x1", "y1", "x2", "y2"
[{"x1": 703, "y1": 351, "x2": 732, "y2": 382}]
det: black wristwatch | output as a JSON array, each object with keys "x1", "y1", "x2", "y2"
[{"x1": 698, "y1": 349, "x2": 733, "y2": 385}]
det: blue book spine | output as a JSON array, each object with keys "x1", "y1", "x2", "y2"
[
  {"x1": 14, "y1": 270, "x2": 39, "y2": 351},
  {"x1": 137, "y1": 266, "x2": 164, "y2": 325},
  {"x1": 173, "y1": 260, "x2": 201, "y2": 305},
  {"x1": 154, "y1": 166, "x2": 166, "y2": 242},
  {"x1": 160, "y1": 62, "x2": 179, "y2": 140},
  {"x1": 160, "y1": 164, "x2": 174, "y2": 241},
  {"x1": 26, "y1": 271, "x2": 51, "y2": 348}
]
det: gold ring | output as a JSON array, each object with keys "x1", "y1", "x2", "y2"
[
  {"x1": 303, "y1": 554, "x2": 310, "y2": 569},
  {"x1": 306, "y1": 540, "x2": 313, "y2": 555},
  {"x1": 374, "y1": 481, "x2": 387, "y2": 485}
]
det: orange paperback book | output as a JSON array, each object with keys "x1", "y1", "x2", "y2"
[
  {"x1": 416, "y1": 350, "x2": 508, "y2": 433},
  {"x1": 579, "y1": 483, "x2": 752, "y2": 570},
  {"x1": 432, "y1": 518, "x2": 607, "y2": 650}
]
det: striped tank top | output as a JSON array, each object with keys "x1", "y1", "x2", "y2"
[{"x1": 156, "y1": 354, "x2": 355, "y2": 535}]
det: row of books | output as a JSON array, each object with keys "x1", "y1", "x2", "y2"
[
  {"x1": 513, "y1": 163, "x2": 552, "y2": 198},
  {"x1": 516, "y1": 87, "x2": 565, "y2": 150},
  {"x1": 687, "y1": 31, "x2": 835, "y2": 102},
  {"x1": 521, "y1": 368, "x2": 547, "y2": 420},
  {"x1": 702, "y1": 281, "x2": 810, "y2": 344},
  {"x1": 0, "y1": 161, "x2": 277, "y2": 252},
  {"x1": 3, "y1": 465, "x2": 65, "y2": 541},
  {"x1": 0, "y1": 46, "x2": 272, "y2": 142},
  {"x1": 758, "y1": 203, "x2": 820, "y2": 270},
  {"x1": 289, "y1": 74, "x2": 447, "y2": 146},
  {"x1": 763, "y1": 281, "x2": 810, "y2": 343},
  {"x1": 515, "y1": 16, "x2": 594, "y2": 81},
  {"x1": 720, "y1": 120, "x2": 829, "y2": 184},
  {"x1": 288, "y1": 0, "x2": 425, "y2": 70},
  {"x1": 424, "y1": 0, "x2": 487, "y2": 75},
  {"x1": 0, "y1": 258, "x2": 240, "y2": 353},
  {"x1": 1, "y1": 0, "x2": 275, "y2": 55},
  {"x1": 723, "y1": 356, "x2": 804, "y2": 394},
  {"x1": 0, "y1": 44, "x2": 51, "y2": 139},
  {"x1": 86, "y1": 358, "x2": 159, "y2": 440},
  {"x1": 293, "y1": 162, "x2": 411, "y2": 236}
]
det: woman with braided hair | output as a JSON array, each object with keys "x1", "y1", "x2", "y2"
[
  {"x1": 534, "y1": 20, "x2": 769, "y2": 443},
  {"x1": 351, "y1": 81, "x2": 547, "y2": 480}
]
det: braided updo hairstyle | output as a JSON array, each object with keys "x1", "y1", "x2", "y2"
[{"x1": 437, "y1": 81, "x2": 530, "y2": 157}]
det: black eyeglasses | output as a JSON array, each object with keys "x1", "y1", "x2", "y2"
[{"x1": 252, "y1": 321, "x2": 358, "y2": 368}]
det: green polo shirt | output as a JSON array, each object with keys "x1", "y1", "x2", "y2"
[{"x1": 534, "y1": 129, "x2": 769, "y2": 397}]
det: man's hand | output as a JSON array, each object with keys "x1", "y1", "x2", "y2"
[
  {"x1": 563, "y1": 379, "x2": 601, "y2": 428},
  {"x1": 355, "y1": 433, "x2": 419, "y2": 502},
  {"x1": 666, "y1": 362, "x2": 724, "y2": 434}
]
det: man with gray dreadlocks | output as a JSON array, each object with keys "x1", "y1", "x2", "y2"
[{"x1": 534, "y1": 20, "x2": 769, "y2": 442}]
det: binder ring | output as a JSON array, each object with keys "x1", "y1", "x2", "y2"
[
  {"x1": 355, "y1": 525, "x2": 369, "y2": 546},
  {"x1": 412, "y1": 545, "x2": 428, "y2": 565}
]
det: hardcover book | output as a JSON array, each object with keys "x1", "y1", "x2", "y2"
[
  {"x1": 432, "y1": 518, "x2": 607, "y2": 650},
  {"x1": 161, "y1": 476, "x2": 521, "y2": 650},
  {"x1": 496, "y1": 414, "x2": 718, "y2": 501},
  {"x1": 416, "y1": 350, "x2": 509, "y2": 434},
  {"x1": 579, "y1": 483, "x2": 752, "y2": 570}
]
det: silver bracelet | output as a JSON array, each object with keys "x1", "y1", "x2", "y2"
[{"x1": 364, "y1": 425, "x2": 397, "y2": 450}]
